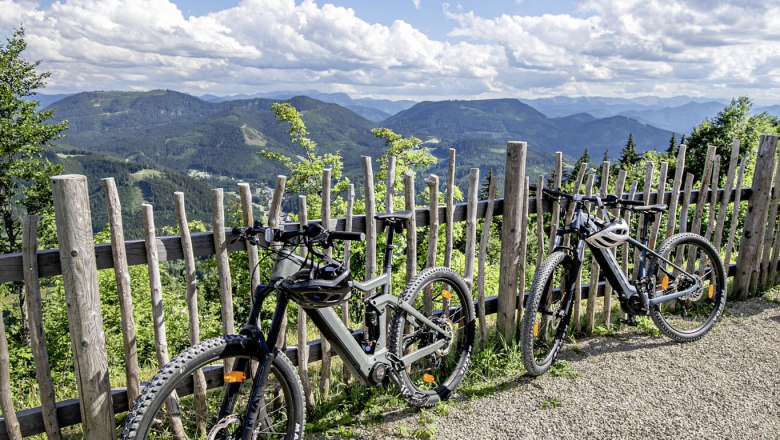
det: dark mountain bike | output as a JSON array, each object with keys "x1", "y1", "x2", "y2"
[
  {"x1": 121, "y1": 212, "x2": 475, "y2": 439},
  {"x1": 520, "y1": 187, "x2": 727, "y2": 376}
]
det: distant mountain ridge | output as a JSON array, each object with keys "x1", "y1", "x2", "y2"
[{"x1": 383, "y1": 98, "x2": 673, "y2": 160}]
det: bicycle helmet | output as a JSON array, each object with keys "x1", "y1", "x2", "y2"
[
  {"x1": 585, "y1": 218, "x2": 630, "y2": 249},
  {"x1": 280, "y1": 263, "x2": 352, "y2": 308}
]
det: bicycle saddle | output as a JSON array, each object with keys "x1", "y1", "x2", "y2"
[
  {"x1": 628, "y1": 204, "x2": 667, "y2": 213},
  {"x1": 375, "y1": 210, "x2": 414, "y2": 221}
]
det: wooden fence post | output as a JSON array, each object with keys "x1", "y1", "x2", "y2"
[
  {"x1": 477, "y1": 173, "x2": 497, "y2": 346},
  {"x1": 666, "y1": 145, "x2": 687, "y2": 238},
  {"x1": 319, "y1": 170, "x2": 332, "y2": 400},
  {"x1": 0, "y1": 309, "x2": 21, "y2": 440},
  {"x1": 22, "y1": 216, "x2": 62, "y2": 439},
  {"x1": 362, "y1": 157, "x2": 377, "y2": 297},
  {"x1": 734, "y1": 135, "x2": 779, "y2": 297},
  {"x1": 444, "y1": 149, "x2": 456, "y2": 271},
  {"x1": 760, "y1": 151, "x2": 780, "y2": 288},
  {"x1": 211, "y1": 189, "x2": 235, "y2": 336},
  {"x1": 51, "y1": 175, "x2": 115, "y2": 440},
  {"x1": 515, "y1": 176, "x2": 530, "y2": 336},
  {"x1": 101, "y1": 178, "x2": 140, "y2": 406},
  {"x1": 238, "y1": 183, "x2": 261, "y2": 295},
  {"x1": 713, "y1": 140, "x2": 740, "y2": 252},
  {"x1": 404, "y1": 172, "x2": 417, "y2": 281},
  {"x1": 725, "y1": 159, "x2": 748, "y2": 268},
  {"x1": 296, "y1": 195, "x2": 315, "y2": 409},
  {"x1": 498, "y1": 141, "x2": 527, "y2": 342},
  {"x1": 464, "y1": 168, "x2": 479, "y2": 287},
  {"x1": 174, "y1": 192, "x2": 208, "y2": 434}
]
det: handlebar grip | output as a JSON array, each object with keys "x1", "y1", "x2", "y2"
[
  {"x1": 543, "y1": 188, "x2": 572, "y2": 199},
  {"x1": 329, "y1": 231, "x2": 365, "y2": 242},
  {"x1": 619, "y1": 198, "x2": 645, "y2": 206}
]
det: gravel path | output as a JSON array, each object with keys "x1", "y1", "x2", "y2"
[{"x1": 350, "y1": 296, "x2": 780, "y2": 440}]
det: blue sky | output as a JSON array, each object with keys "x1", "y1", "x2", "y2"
[{"x1": 2, "y1": 0, "x2": 779, "y2": 102}]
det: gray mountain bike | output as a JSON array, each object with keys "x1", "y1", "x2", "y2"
[
  {"x1": 520, "y1": 187, "x2": 727, "y2": 376},
  {"x1": 121, "y1": 212, "x2": 475, "y2": 439}
]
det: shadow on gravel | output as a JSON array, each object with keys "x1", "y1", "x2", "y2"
[
  {"x1": 723, "y1": 296, "x2": 780, "y2": 318},
  {"x1": 558, "y1": 333, "x2": 676, "y2": 363}
]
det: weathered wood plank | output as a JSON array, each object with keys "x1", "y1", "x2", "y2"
[
  {"x1": 498, "y1": 141, "x2": 527, "y2": 341},
  {"x1": 101, "y1": 178, "x2": 139, "y2": 407},
  {"x1": 51, "y1": 175, "x2": 115, "y2": 440},
  {"x1": 211, "y1": 189, "x2": 234, "y2": 337},
  {"x1": 666, "y1": 145, "x2": 687, "y2": 238},
  {"x1": 238, "y1": 183, "x2": 261, "y2": 294},
  {"x1": 21, "y1": 216, "x2": 62, "y2": 440},
  {"x1": 0, "y1": 189, "x2": 750, "y2": 284},
  {"x1": 464, "y1": 168, "x2": 479, "y2": 286},
  {"x1": 404, "y1": 172, "x2": 417, "y2": 281},
  {"x1": 735, "y1": 136, "x2": 778, "y2": 297},
  {"x1": 477, "y1": 173, "x2": 497, "y2": 346}
]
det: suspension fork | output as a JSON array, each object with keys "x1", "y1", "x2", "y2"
[{"x1": 238, "y1": 290, "x2": 290, "y2": 439}]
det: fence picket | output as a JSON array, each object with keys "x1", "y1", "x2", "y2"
[
  {"x1": 714, "y1": 140, "x2": 740, "y2": 252},
  {"x1": 21, "y1": 216, "x2": 61, "y2": 439},
  {"x1": 477, "y1": 173, "x2": 497, "y2": 346},
  {"x1": 238, "y1": 183, "x2": 261, "y2": 294},
  {"x1": 101, "y1": 178, "x2": 140, "y2": 407},
  {"x1": 404, "y1": 172, "x2": 417, "y2": 281},
  {"x1": 211, "y1": 189, "x2": 234, "y2": 337},
  {"x1": 464, "y1": 168, "x2": 480, "y2": 287},
  {"x1": 725, "y1": 159, "x2": 748, "y2": 268},
  {"x1": 666, "y1": 145, "x2": 687, "y2": 238},
  {"x1": 296, "y1": 196, "x2": 315, "y2": 409},
  {"x1": 52, "y1": 175, "x2": 115, "y2": 440},
  {"x1": 174, "y1": 192, "x2": 208, "y2": 434}
]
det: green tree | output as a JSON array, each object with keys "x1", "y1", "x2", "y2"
[
  {"x1": 262, "y1": 102, "x2": 349, "y2": 215},
  {"x1": 686, "y1": 97, "x2": 779, "y2": 184},
  {"x1": 667, "y1": 133, "x2": 678, "y2": 157},
  {"x1": 618, "y1": 133, "x2": 641, "y2": 172},
  {"x1": 371, "y1": 127, "x2": 437, "y2": 210},
  {"x1": 0, "y1": 27, "x2": 67, "y2": 254},
  {"x1": 1, "y1": 27, "x2": 67, "y2": 340},
  {"x1": 566, "y1": 147, "x2": 591, "y2": 185}
]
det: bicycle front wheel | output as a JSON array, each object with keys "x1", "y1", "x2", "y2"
[
  {"x1": 121, "y1": 335, "x2": 305, "y2": 440},
  {"x1": 520, "y1": 250, "x2": 576, "y2": 376},
  {"x1": 648, "y1": 233, "x2": 727, "y2": 342},
  {"x1": 389, "y1": 267, "x2": 476, "y2": 407}
]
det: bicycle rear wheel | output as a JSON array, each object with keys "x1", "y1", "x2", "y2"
[
  {"x1": 389, "y1": 267, "x2": 475, "y2": 407},
  {"x1": 648, "y1": 233, "x2": 727, "y2": 342},
  {"x1": 520, "y1": 250, "x2": 576, "y2": 376},
  {"x1": 121, "y1": 335, "x2": 304, "y2": 439}
]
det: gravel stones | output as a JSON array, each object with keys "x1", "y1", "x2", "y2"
[{"x1": 355, "y1": 297, "x2": 780, "y2": 440}]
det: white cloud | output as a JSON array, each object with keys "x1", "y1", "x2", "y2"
[{"x1": 1, "y1": 0, "x2": 779, "y2": 101}]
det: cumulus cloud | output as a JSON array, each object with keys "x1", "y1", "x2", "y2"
[{"x1": 1, "y1": 0, "x2": 779, "y2": 100}]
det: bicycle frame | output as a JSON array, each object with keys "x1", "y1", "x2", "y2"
[{"x1": 555, "y1": 203, "x2": 702, "y2": 316}]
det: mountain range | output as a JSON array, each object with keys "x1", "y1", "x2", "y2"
[{"x1": 36, "y1": 89, "x2": 757, "y2": 234}]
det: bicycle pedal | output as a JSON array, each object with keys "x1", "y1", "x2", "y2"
[{"x1": 619, "y1": 316, "x2": 638, "y2": 327}]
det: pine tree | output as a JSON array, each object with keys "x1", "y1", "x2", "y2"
[
  {"x1": 618, "y1": 133, "x2": 640, "y2": 171},
  {"x1": 667, "y1": 133, "x2": 678, "y2": 157},
  {"x1": 567, "y1": 148, "x2": 591, "y2": 185}
]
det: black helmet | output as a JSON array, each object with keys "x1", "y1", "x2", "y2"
[{"x1": 280, "y1": 263, "x2": 352, "y2": 308}]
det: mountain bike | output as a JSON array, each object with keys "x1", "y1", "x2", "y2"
[
  {"x1": 121, "y1": 211, "x2": 475, "y2": 439},
  {"x1": 520, "y1": 187, "x2": 727, "y2": 376}
]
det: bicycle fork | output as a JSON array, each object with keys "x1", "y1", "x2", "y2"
[{"x1": 216, "y1": 284, "x2": 290, "y2": 440}]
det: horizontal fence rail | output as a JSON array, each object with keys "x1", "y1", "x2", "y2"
[{"x1": 0, "y1": 189, "x2": 751, "y2": 284}]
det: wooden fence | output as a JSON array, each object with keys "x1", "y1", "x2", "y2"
[{"x1": 0, "y1": 136, "x2": 778, "y2": 438}]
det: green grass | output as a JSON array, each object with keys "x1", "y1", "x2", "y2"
[
  {"x1": 635, "y1": 316, "x2": 662, "y2": 337},
  {"x1": 549, "y1": 360, "x2": 578, "y2": 379},
  {"x1": 762, "y1": 287, "x2": 780, "y2": 304},
  {"x1": 540, "y1": 396, "x2": 562, "y2": 410}
]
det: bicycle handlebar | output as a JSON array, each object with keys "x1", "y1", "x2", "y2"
[
  {"x1": 542, "y1": 188, "x2": 643, "y2": 207},
  {"x1": 231, "y1": 222, "x2": 364, "y2": 246}
]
